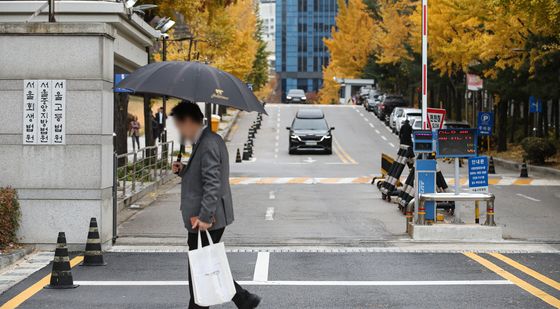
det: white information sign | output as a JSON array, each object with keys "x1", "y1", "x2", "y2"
[
  {"x1": 23, "y1": 80, "x2": 66, "y2": 145},
  {"x1": 23, "y1": 80, "x2": 38, "y2": 144},
  {"x1": 51, "y1": 80, "x2": 66, "y2": 144}
]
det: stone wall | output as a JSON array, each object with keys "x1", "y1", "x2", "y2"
[{"x1": 0, "y1": 23, "x2": 132, "y2": 246}]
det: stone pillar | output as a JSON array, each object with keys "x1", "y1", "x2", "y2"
[{"x1": 0, "y1": 23, "x2": 116, "y2": 246}]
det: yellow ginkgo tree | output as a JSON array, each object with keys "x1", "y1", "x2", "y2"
[{"x1": 319, "y1": 0, "x2": 377, "y2": 104}]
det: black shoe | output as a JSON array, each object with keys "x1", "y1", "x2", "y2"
[{"x1": 233, "y1": 291, "x2": 261, "y2": 309}]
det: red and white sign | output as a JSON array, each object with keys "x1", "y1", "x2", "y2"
[
  {"x1": 467, "y1": 74, "x2": 483, "y2": 91},
  {"x1": 426, "y1": 108, "x2": 446, "y2": 130}
]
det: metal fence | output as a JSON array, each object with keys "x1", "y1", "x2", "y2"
[{"x1": 114, "y1": 141, "x2": 174, "y2": 198}]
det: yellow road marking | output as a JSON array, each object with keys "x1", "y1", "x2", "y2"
[
  {"x1": 352, "y1": 177, "x2": 371, "y2": 184},
  {"x1": 229, "y1": 177, "x2": 247, "y2": 185},
  {"x1": 287, "y1": 177, "x2": 308, "y2": 184},
  {"x1": 333, "y1": 137, "x2": 357, "y2": 164},
  {"x1": 513, "y1": 178, "x2": 533, "y2": 185},
  {"x1": 256, "y1": 178, "x2": 276, "y2": 184},
  {"x1": 488, "y1": 178, "x2": 500, "y2": 185},
  {"x1": 489, "y1": 253, "x2": 560, "y2": 291},
  {"x1": 1, "y1": 256, "x2": 84, "y2": 309},
  {"x1": 464, "y1": 252, "x2": 560, "y2": 308},
  {"x1": 333, "y1": 141, "x2": 349, "y2": 164}
]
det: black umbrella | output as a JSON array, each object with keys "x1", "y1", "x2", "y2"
[{"x1": 117, "y1": 61, "x2": 266, "y2": 114}]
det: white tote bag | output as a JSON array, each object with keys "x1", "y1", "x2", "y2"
[{"x1": 188, "y1": 230, "x2": 236, "y2": 306}]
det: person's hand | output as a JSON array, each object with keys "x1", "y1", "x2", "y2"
[
  {"x1": 192, "y1": 218, "x2": 212, "y2": 231},
  {"x1": 172, "y1": 162, "x2": 183, "y2": 174}
]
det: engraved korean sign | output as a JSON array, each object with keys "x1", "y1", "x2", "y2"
[
  {"x1": 23, "y1": 80, "x2": 38, "y2": 144},
  {"x1": 23, "y1": 80, "x2": 66, "y2": 145}
]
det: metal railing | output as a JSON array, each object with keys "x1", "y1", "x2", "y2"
[
  {"x1": 405, "y1": 192, "x2": 496, "y2": 232},
  {"x1": 114, "y1": 141, "x2": 174, "y2": 198}
]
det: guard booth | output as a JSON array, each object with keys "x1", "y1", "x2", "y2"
[
  {"x1": 333, "y1": 78, "x2": 374, "y2": 104},
  {"x1": 0, "y1": 1, "x2": 159, "y2": 247}
]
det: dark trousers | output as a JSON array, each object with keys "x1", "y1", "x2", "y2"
[
  {"x1": 187, "y1": 228, "x2": 247, "y2": 309},
  {"x1": 131, "y1": 135, "x2": 140, "y2": 150}
]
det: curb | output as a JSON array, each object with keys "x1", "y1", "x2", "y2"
[
  {"x1": 0, "y1": 246, "x2": 34, "y2": 271},
  {"x1": 117, "y1": 172, "x2": 176, "y2": 211},
  {"x1": 218, "y1": 110, "x2": 240, "y2": 140},
  {"x1": 492, "y1": 157, "x2": 560, "y2": 178}
]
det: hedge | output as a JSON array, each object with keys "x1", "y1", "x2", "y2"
[{"x1": 0, "y1": 187, "x2": 21, "y2": 248}]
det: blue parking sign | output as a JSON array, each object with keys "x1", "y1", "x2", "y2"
[
  {"x1": 529, "y1": 96, "x2": 542, "y2": 113},
  {"x1": 468, "y1": 156, "x2": 488, "y2": 192},
  {"x1": 477, "y1": 112, "x2": 493, "y2": 136}
]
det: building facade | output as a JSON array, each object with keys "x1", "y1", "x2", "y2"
[
  {"x1": 275, "y1": 0, "x2": 337, "y2": 98},
  {"x1": 0, "y1": 1, "x2": 158, "y2": 246},
  {"x1": 258, "y1": 0, "x2": 276, "y2": 73}
]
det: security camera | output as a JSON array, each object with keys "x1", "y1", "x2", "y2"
[{"x1": 161, "y1": 33, "x2": 170, "y2": 39}]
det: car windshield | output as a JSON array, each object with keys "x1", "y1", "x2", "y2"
[
  {"x1": 288, "y1": 90, "x2": 305, "y2": 96},
  {"x1": 293, "y1": 118, "x2": 328, "y2": 130}
]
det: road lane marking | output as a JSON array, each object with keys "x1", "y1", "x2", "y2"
[
  {"x1": 513, "y1": 178, "x2": 533, "y2": 185},
  {"x1": 363, "y1": 117, "x2": 368, "y2": 122},
  {"x1": 369, "y1": 123, "x2": 374, "y2": 128},
  {"x1": 0, "y1": 256, "x2": 84, "y2": 309},
  {"x1": 333, "y1": 137, "x2": 357, "y2": 164},
  {"x1": 333, "y1": 142, "x2": 349, "y2": 164},
  {"x1": 227, "y1": 177, "x2": 558, "y2": 186},
  {"x1": 269, "y1": 190, "x2": 276, "y2": 200},
  {"x1": 389, "y1": 142, "x2": 395, "y2": 148},
  {"x1": 464, "y1": 252, "x2": 560, "y2": 308},
  {"x1": 489, "y1": 253, "x2": 560, "y2": 291},
  {"x1": 265, "y1": 207, "x2": 275, "y2": 221},
  {"x1": 516, "y1": 193, "x2": 541, "y2": 202},
  {"x1": 375, "y1": 129, "x2": 380, "y2": 134},
  {"x1": 385, "y1": 126, "x2": 392, "y2": 132},
  {"x1": 72, "y1": 280, "x2": 512, "y2": 286},
  {"x1": 253, "y1": 252, "x2": 270, "y2": 282},
  {"x1": 381, "y1": 136, "x2": 387, "y2": 141}
]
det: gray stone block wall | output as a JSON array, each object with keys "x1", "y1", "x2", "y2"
[{"x1": 0, "y1": 24, "x2": 118, "y2": 245}]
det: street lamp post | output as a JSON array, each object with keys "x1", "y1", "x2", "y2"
[
  {"x1": 162, "y1": 34, "x2": 167, "y2": 142},
  {"x1": 155, "y1": 17, "x2": 175, "y2": 142}
]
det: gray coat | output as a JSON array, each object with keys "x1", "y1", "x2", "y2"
[{"x1": 178, "y1": 127, "x2": 234, "y2": 232}]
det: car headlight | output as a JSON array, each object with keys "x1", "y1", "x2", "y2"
[
  {"x1": 320, "y1": 135, "x2": 331, "y2": 141},
  {"x1": 290, "y1": 135, "x2": 301, "y2": 141},
  {"x1": 286, "y1": 96, "x2": 292, "y2": 99},
  {"x1": 302, "y1": 96, "x2": 307, "y2": 100}
]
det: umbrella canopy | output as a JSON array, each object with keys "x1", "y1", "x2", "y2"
[{"x1": 117, "y1": 61, "x2": 267, "y2": 114}]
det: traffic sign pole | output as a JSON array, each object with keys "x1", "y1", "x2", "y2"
[{"x1": 421, "y1": 0, "x2": 428, "y2": 130}]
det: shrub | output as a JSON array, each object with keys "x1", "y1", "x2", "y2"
[
  {"x1": 0, "y1": 187, "x2": 21, "y2": 248},
  {"x1": 520, "y1": 137, "x2": 557, "y2": 164}
]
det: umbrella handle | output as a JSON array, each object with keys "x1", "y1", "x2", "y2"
[{"x1": 175, "y1": 141, "x2": 185, "y2": 175}]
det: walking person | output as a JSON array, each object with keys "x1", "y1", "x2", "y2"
[
  {"x1": 170, "y1": 101, "x2": 261, "y2": 309},
  {"x1": 399, "y1": 119, "x2": 413, "y2": 146},
  {"x1": 129, "y1": 115, "x2": 141, "y2": 151},
  {"x1": 156, "y1": 106, "x2": 166, "y2": 142},
  {"x1": 151, "y1": 113, "x2": 160, "y2": 143}
]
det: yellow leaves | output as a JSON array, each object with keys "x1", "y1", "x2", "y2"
[
  {"x1": 319, "y1": 0, "x2": 376, "y2": 103},
  {"x1": 154, "y1": 0, "x2": 258, "y2": 81},
  {"x1": 211, "y1": 0, "x2": 258, "y2": 80},
  {"x1": 376, "y1": 0, "x2": 414, "y2": 65}
]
